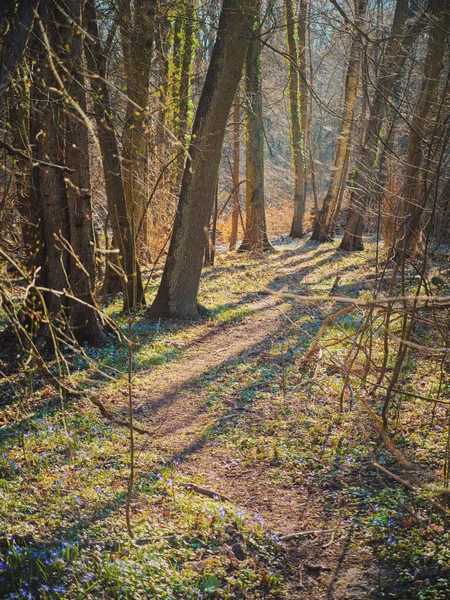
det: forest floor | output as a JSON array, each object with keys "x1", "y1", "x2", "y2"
[{"x1": 1, "y1": 237, "x2": 450, "y2": 599}]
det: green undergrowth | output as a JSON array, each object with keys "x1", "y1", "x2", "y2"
[{"x1": 1, "y1": 239, "x2": 450, "y2": 599}]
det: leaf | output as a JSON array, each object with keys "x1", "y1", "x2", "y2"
[{"x1": 199, "y1": 574, "x2": 221, "y2": 593}]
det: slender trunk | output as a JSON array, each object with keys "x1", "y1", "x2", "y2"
[
  {"x1": 285, "y1": 0, "x2": 305, "y2": 238},
  {"x1": 178, "y1": 1, "x2": 195, "y2": 143},
  {"x1": 64, "y1": 0, "x2": 106, "y2": 345},
  {"x1": 239, "y1": 7, "x2": 272, "y2": 253},
  {"x1": 340, "y1": 0, "x2": 422, "y2": 252},
  {"x1": 84, "y1": 0, "x2": 144, "y2": 311},
  {"x1": 120, "y1": 0, "x2": 157, "y2": 261},
  {"x1": 147, "y1": 0, "x2": 258, "y2": 319},
  {"x1": 155, "y1": 16, "x2": 171, "y2": 145},
  {"x1": 0, "y1": 0, "x2": 40, "y2": 97},
  {"x1": 306, "y1": 0, "x2": 318, "y2": 212},
  {"x1": 172, "y1": 3, "x2": 196, "y2": 195},
  {"x1": 10, "y1": 67, "x2": 34, "y2": 255},
  {"x1": 298, "y1": 0, "x2": 309, "y2": 206},
  {"x1": 311, "y1": 0, "x2": 367, "y2": 242},
  {"x1": 392, "y1": 1, "x2": 450, "y2": 259},
  {"x1": 229, "y1": 91, "x2": 240, "y2": 250}
]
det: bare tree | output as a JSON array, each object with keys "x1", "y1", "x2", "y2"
[
  {"x1": 239, "y1": 2, "x2": 272, "y2": 252},
  {"x1": 311, "y1": 0, "x2": 368, "y2": 242},
  {"x1": 84, "y1": 0, "x2": 144, "y2": 310}
]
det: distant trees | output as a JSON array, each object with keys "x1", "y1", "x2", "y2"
[
  {"x1": 311, "y1": 0, "x2": 367, "y2": 242},
  {"x1": 340, "y1": 0, "x2": 426, "y2": 252},
  {"x1": 239, "y1": 2, "x2": 272, "y2": 253},
  {"x1": 285, "y1": 0, "x2": 306, "y2": 239}
]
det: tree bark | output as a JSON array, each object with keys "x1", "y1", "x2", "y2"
[
  {"x1": 239, "y1": 5, "x2": 273, "y2": 253},
  {"x1": 391, "y1": 0, "x2": 450, "y2": 260},
  {"x1": 64, "y1": 0, "x2": 106, "y2": 345},
  {"x1": 285, "y1": 0, "x2": 306, "y2": 239},
  {"x1": 26, "y1": 0, "x2": 105, "y2": 346},
  {"x1": 84, "y1": 0, "x2": 144, "y2": 311},
  {"x1": 311, "y1": 0, "x2": 367, "y2": 242},
  {"x1": 339, "y1": 0, "x2": 423, "y2": 252},
  {"x1": 120, "y1": 0, "x2": 157, "y2": 261},
  {"x1": 0, "y1": 0, "x2": 40, "y2": 98},
  {"x1": 147, "y1": 0, "x2": 258, "y2": 319},
  {"x1": 229, "y1": 91, "x2": 240, "y2": 250}
]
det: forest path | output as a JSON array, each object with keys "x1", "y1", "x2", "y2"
[
  {"x1": 133, "y1": 293, "x2": 288, "y2": 451},
  {"x1": 115, "y1": 241, "x2": 381, "y2": 599}
]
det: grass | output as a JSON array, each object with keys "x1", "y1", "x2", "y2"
[{"x1": 1, "y1": 238, "x2": 450, "y2": 599}]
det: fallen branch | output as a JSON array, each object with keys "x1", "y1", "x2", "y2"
[
  {"x1": 279, "y1": 528, "x2": 341, "y2": 541},
  {"x1": 179, "y1": 482, "x2": 232, "y2": 503},
  {"x1": 264, "y1": 288, "x2": 450, "y2": 309},
  {"x1": 372, "y1": 461, "x2": 450, "y2": 517}
]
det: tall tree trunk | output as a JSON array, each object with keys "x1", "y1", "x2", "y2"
[
  {"x1": 84, "y1": 0, "x2": 144, "y2": 311},
  {"x1": 229, "y1": 91, "x2": 240, "y2": 250},
  {"x1": 340, "y1": 0, "x2": 423, "y2": 252},
  {"x1": 298, "y1": 0, "x2": 309, "y2": 207},
  {"x1": 391, "y1": 0, "x2": 450, "y2": 260},
  {"x1": 311, "y1": 0, "x2": 367, "y2": 242},
  {"x1": 31, "y1": 2, "x2": 69, "y2": 327},
  {"x1": 285, "y1": 0, "x2": 306, "y2": 238},
  {"x1": 0, "y1": 0, "x2": 40, "y2": 98},
  {"x1": 120, "y1": 0, "x2": 157, "y2": 261},
  {"x1": 239, "y1": 6, "x2": 272, "y2": 253},
  {"x1": 172, "y1": 2, "x2": 196, "y2": 196},
  {"x1": 25, "y1": 0, "x2": 106, "y2": 346},
  {"x1": 147, "y1": 0, "x2": 258, "y2": 319},
  {"x1": 64, "y1": 0, "x2": 106, "y2": 345},
  {"x1": 10, "y1": 67, "x2": 34, "y2": 256}
]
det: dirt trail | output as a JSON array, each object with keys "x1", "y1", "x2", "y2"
[
  {"x1": 122, "y1": 246, "x2": 381, "y2": 599},
  {"x1": 133, "y1": 294, "x2": 287, "y2": 451}
]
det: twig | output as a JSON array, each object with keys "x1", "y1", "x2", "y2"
[
  {"x1": 279, "y1": 528, "x2": 341, "y2": 541},
  {"x1": 179, "y1": 483, "x2": 232, "y2": 503},
  {"x1": 0, "y1": 140, "x2": 74, "y2": 172},
  {"x1": 371, "y1": 461, "x2": 450, "y2": 516}
]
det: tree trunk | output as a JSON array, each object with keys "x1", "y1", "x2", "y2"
[
  {"x1": 120, "y1": 0, "x2": 157, "y2": 261},
  {"x1": 10, "y1": 67, "x2": 34, "y2": 256},
  {"x1": 64, "y1": 0, "x2": 106, "y2": 345},
  {"x1": 339, "y1": 0, "x2": 422, "y2": 252},
  {"x1": 229, "y1": 91, "x2": 240, "y2": 250},
  {"x1": 26, "y1": 0, "x2": 106, "y2": 347},
  {"x1": 239, "y1": 7, "x2": 273, "y2": 253},
  {"x1": 285, "y1": 0, "x2": 306, "y2": 239},
  {"x1": 311, "y1": 0, "x2": 367, "y2": 242},
  {"x1": 172, "y1": 2, "x2": 196, "y2": 196},
  {"x1": 0, "y1": 0, "x2": 39, "y2": 98},
  {"x1": 147, "y1": 0, "x2": 258, "y2": 319},
  {"x1": 391, "y1": 1, "x2": 450, "y2": 259},
  {"x1": 84, "y1": 0, "x2": 144, "y2": 311}
]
